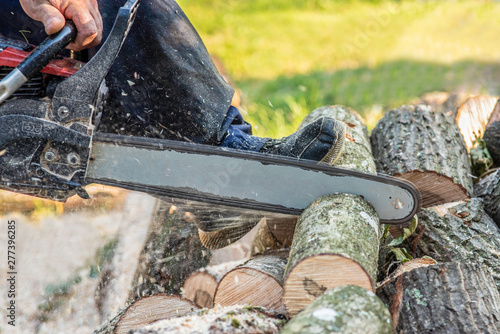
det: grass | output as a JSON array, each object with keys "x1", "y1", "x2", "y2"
[{"x1": 178, "y1": 0, "x2": 500, "y2": 137}]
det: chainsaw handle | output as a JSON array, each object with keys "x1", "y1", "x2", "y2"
[
  {"x1": 0, "y1": 22, "x2": 76, "y2": 104},
  {"x1": 18, "y1": 21, "x2": 77, "y2": 80}
]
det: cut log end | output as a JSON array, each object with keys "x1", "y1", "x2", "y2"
[
  {"x1": 215, "y1": 267, "x2": 284, "y2": 313},
  {"x1": 182, "y1": 272, "x2": 218, "y2": 308},
  {"x1": 115, "y1": 295, "x2": 200, "y2": 334},
  {"x1": 284, "y1": 255, "x2": 373, "y2": 316},
  {"x1": 394, "y1": 170, "x2": 469, "y2": 207}
]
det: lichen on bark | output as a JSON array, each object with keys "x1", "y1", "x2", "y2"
[
  {"x1": 285, "y1": 193, "x2": 381, "y2": 287},
  {"x1": 281, "y1": 285, "x2": 393, "y2": 334}
]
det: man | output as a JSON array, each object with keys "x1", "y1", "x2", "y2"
[{"x1": 1, "y1": 0, "x2": 345, "y2": 163}]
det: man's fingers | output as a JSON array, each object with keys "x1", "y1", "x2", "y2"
[
  {"x1": 20, "y1": 0, "x2": 103, "y2": 51},
  {"x1": 20, "y1": 1, "x2": 66, "y2": 35},
  {"x1": 65, "y1": 5, "x2": 100, "y2": 50}
]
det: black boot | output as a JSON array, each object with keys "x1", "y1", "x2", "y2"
[{"x1": 259, "y1": 117, "x2": 346, "y2": 164}]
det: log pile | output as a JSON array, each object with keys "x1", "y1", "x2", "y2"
[{"x1": 95, "y1": 96, "x2": 500, "y2": 334}]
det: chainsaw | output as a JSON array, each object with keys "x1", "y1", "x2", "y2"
[{"x1": 0, "y1": 0, "x2": 420, "y2": 225}]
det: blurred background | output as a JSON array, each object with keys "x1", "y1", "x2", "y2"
[
  {"x1": 180, "y1": 0, "x2": 500, "y2": 135},
  {"x1": 1, "y1": 0, "x2": 499, "y2": 332}
]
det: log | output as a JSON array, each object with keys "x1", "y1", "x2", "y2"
[
  {"x1": 214, "y1": 254, "x2": 288, "y2": 315},
  {"x1": 280, "y1": 285, "x2": 393, "y2": 334},
  {"x1": 177, "y1": 199, "x2": 265, "y2": 249},
  {"x1": 130, "y1": 198, "x2": 210, "y2": 300},
  {"x1": 249, "y1": 215, "x2": 297, "y2": 255},
  {"x1": 261, "y1": 214, "x2": 299, "y2": 248},
  {"x1": 250, "y1": 218, "x2": 283, "y2": 256},
  {"x1": 474, "y1": 169, "x2": 500, "y2": 225},
  {"x1": 128, "y1": 305, "x2": 284, "y2": 334},
  {"x1": 182, "y1": 260, "x2": 245, "y2": 308},
  {"x1": 93, "y1": 294, "x2": 200, "y2": 334},
  {"x1": 455, "y1": 95, "x2": 497, "y2": 152},
  {"x1": 283, "y1": 194, "x2": 381, "y2": 316},
  {"x1": 377, "y1": 262, "x2": 500, "y2": 333},
  {"x1": 370, "y1": 104, "x2": 474, "y2": 207},
  {"x1": 283, "y1": 105, "x2": 381, "y2": 316},
  {"x1": 484, "y1": 99, "x2": 500, "y2": 165},
  {"x1": 401, "y1": 198, "x2": 500, "y2": 291},
  {"x1": 418, "y1": 91, "x2": 470, "y2": 116}
]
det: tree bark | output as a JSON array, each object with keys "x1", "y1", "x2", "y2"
[
  {"x1": 283, "y1": 105, "x2": 381, "y2": 317},
  {"x1": 283, "y1": 194, "x2": 381, "y2": 316},
  {"x1": 128, "y1": 305, "x2": 284, "y2": 334},
  {"x1": 93, "y1": 294, "x2": 200, "y2": 334},
  {"x1": 455, "y1": 95, "x2": 497, "y2": 152},
  {"x1": 182, "y1": 260, "x2": 245, "y2": 308},
  {"x1": 402, "y1": 198, "x2": 500, "y2": 291},
  {"x1": 377, "y1": 262, "x2": 500, "y2": 334},
  {"x1": 214, "y1": 254, "x2": 288, "y2": 315},
  {"x1": 371, "y1": 104, "x2": 473, "y2": 207},
  {"x1": 130, "y1": 198, "x2": 210, "y2": 301},
  {"x1": 484, "y1": 99, "x2": 500, "y2": 165},
  {"x1": 475, "y1": 169, "x2": 500, "y2": 225},
  {"x1": 281, "y1": 285, "x2": 393, "y2": 334}
]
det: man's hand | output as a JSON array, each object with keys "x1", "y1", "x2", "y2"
[{"x1": 19, "y1": 0, "x2": 103, "y2": 51}]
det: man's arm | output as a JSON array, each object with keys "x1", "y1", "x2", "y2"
[{"x1": 19, "y1": 0, "x2": 103, "y2": 51}]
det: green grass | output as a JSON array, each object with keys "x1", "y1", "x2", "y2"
[{"x1": 178, "y1": 0, "x2": 500, "y2": 137}]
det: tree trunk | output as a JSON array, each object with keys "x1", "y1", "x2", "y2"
[
  {"x1": 377, "y1": 262, "x2": 500, "y2": 334},
  {"x1": 283, "y1": 194, "x2": 381, "y2": 316},
  {"x1": 283, "y1": 105, "x2": 381, "y2": 317},
  {"x1": 484, "y1": 99, "x2": 500, "y2": 165},
  {"x1": 475, "y1": 170, "x2": 500, "y2": 225},
  {"x1": 214, "y1": 254, "x2": 288, "y2": 315},
  {"x1": 93, "y1": 294, "x2": 199, "y2": 334},
  {"x1": 371, "y1": 104, "x2": 474, "y2": 208},
  {"x1": 402, "y1": 198, "x2": 500, "y2": 291},
  {"x1": 455, "y1": 95, "x2": 497, "y2": 152},
  {"x1": 182, "y1": 260, "x2": 245, "y2": 308},
  {"x1": 130, "y1": 198, "x2": 210, "y2": 301},
  {"x1": 281, "y1": 285, "x2": 393, "y2": 334},
  {"x1": 128, "y1": 305, "x2": 284, "y2": 334}
]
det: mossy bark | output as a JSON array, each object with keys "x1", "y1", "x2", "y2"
[
  {"x1": 475, "y1": 170, "x2": 500, "y2": 225},
  {"x1": 300, "y1": 105, "x2": 376, "y2": 174},
  {"x1": 281, "y1": 285, "x2": 393, "y2": 334},
  {"x1": 128, "y1": 306, "x2": 284, "y2": 334},
  {"x1": 401, "y1": 198, "x2": 500, "y2": 291},
  {"x1": 377, "y1": 262, "x2": 500, "y2": 334},
  {"x1": 370, "y1": 104, "x2": 473, "y2": 207},
  {"x1": 130, "y1": 198, "x2": 210, "y2": 300},
  {"x1": 284, "y1": 106, "x2": 381, "y2": 316},
  {"x1": 284, "y1": 193, "x2": 381, "y2": 286}
]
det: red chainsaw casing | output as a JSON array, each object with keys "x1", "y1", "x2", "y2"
[{"x1": 0, "y1": 46, "x2": 84, "y2": 77}]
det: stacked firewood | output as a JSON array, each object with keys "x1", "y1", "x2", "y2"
[{"x1": 94, "y1": 95, "x2": 500, "y2": 334}]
